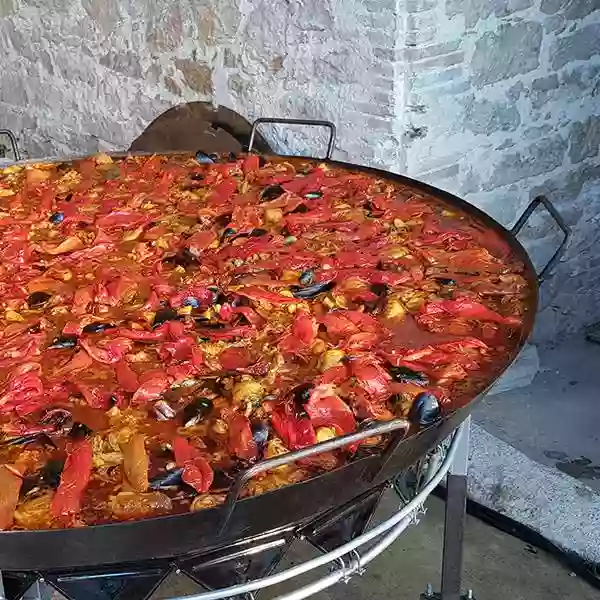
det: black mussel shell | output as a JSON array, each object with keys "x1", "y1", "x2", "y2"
[
  {"x1": 0, "y1": 433, "x2": 55, "y2": 448},
  {"x1": 435, "y1": 277, "x2": 456, "y2": 286},
  {"x1": 299, "y1": 270, "x2": 315, "y2": 286},
  {"x1": 260, "y1": 185, "x2": 285, "y2": 202},
  {"x1": 163, "y1": 247, "x2": 198, "y2": 268},
  {"x1": 369, "y1": 283, "x2": 389, "y2": 297},
  {"x1": 292, "y1": 383, "x2": 313, "y2": 417},
  {"x1": 195, "y1": 150, "x2": 215, "y2": 163},
  {"x1": 251, "y1": 420, "x2": 270, "y2": 448},
  {"x1": 27, "y1": 291, "x2": 52, "y2": 309},
  {"x1": 290, "y1": 203, "x2": 309, "y2": 214},
  {"x1": 182, "y1": 397, "x2": 214, "y2": 427},
  {"x1": 149, "y1": 467, "x2": 184, "y2": 490},
  {"x1": 249, "y1": 228, "x2": 268, "y2": 237},
  {"x1": 304, "y1": 191, "x2": 322, "y2": 199},
  {"x1": 214, "y1": 213, "x2": 233, "y2": 228},
  {"x1": 82, "y1": 322, "x2": 116, "y2": 334},
  {"x1": 40, "y1": 459, "x2": 65, "y2": 489},
  {"x1": 389, "y1": 366, "x2": 429, "y2": 386},
  {"x1": 291, "y1": 280, "x2": 335, "y2": 299},
  {"x1": 48, "y1": 335, "x2": 78, "y2": 350},
  {"x1": 69, "y1": 422, "x2": 93, "y2": 440},
  {"x1": 409, "y1": 392, "x2": 441, "y2": 426},
  {"x1": 222, "y1": 227, "x2": 237, "y2": 238},
  {"x1": 212, "y1": 468, "x2": 235, "y2": 490},
  {"x1": 153, "y1": 308, "x2": 182, "y2": 328},
  {"x1": 190, "y1": 172, "x2": 204, "y2": 181}
]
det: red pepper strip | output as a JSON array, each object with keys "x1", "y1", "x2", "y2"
[
  {"x1": 343, "y1": 332, "x2": 380, "y2": 352},
  {"x1": 115, "y1": 360, "x2": 140, "y2": 393},
  {"x1": 0, "y1": 465, "x2": 23, "y2": 530},
  {"x1": 208, "y1": 178, "x2": 237, "y2": 204},
  {"x1": 227, "y1": 413, "x2": 258, "y2": 460},
  {"x1": 51, "y1": 439, "x2": 93, "y2": 521},
  {"x1": 131, "y1": 372, "x2": 171, "y2": 405},
  {"x1": 305, "y1": 392, "x2": 356, "y2": 435},
  {"x1": 187, "y1": 229, "x2": 217, "y2": 255},
  {"x1": 172, "y1": 437, "x2": 214, "y2": 494},
  {"x1": 72, "y1": 382, "x2": 108, "y2": 409},
  {"x1": 219, "y1": 347, "x2": 254, "y2": 370},
  {"x1": 117, "y1": 325, "x2": 170, "y2": 342},
  {"x1": 271, "y1": 410, "x2": 317, "y2": 450},
  {"x1": 95, "y1": 210, "x2": 148, "y2": 229},
  {"x1": 242, "y1": 154, "x2": 260, "y2": 174},
  {"x1": 317, "y1": 364, "x2": 350, "y2": 386},
  {"x1": 235, "y1": 287, "x2": 297, "y2": 305},
  {"x1": 80, "y1": 338, "x2": 133, "y2": 365},
  {"x1": 196, "y1": 326, "x2": 255, "y2": 341},
  {"x1": 350, "y1": 357, "x2": 391, "y2": 400},
  {"x1": 281, "y1": 170, "x2": 323, "y2": 195},
  {"x1": 422, "y1": 298, "x2": 521, "y2": 326}
]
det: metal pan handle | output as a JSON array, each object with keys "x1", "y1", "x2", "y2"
[
  {"x1": 248, "y1": 118, "x2": 336, "y2": 160},
  {"x1": 0, "y1": 129, "x2": 20, "y2": 162},
  {"x1": 218, "y1": 418, "x2": 410, "y2": 535},
  {"x1": 511, "y1": 195, "x2": 570, "y2": 284}
]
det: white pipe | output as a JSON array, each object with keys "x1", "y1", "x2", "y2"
[{"x1": 172, "y1": 422, "x2": 465, "y2": 600}]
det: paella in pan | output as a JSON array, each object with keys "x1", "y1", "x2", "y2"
[{"x1": 0, "y1": 152, "x2": 530, "y2": 531}]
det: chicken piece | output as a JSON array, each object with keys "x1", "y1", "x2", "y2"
[
  {"x1": 110, "y1": 491, "x2": 172, "y2": 520},
  {"x1": 121, "y1": 434, "x2": 149, "y2": 492},
  {"x1": 0, "y1": 465, "x2": 23, "y2": 530}
]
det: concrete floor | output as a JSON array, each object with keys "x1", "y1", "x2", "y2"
[
  {"x1": 474, "y1": 333, "x2": 600, "y2": 491},
  {"x1": 150, "y1": 494, "x2": 599, "y2": 600}
]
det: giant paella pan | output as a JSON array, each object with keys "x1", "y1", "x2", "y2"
[{"x1": 0, "y1": 118, "x2": 567, "y2": 570}]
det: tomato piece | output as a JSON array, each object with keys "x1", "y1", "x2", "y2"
[
  {"x1": 227, "y1": 413, "x2": 258, "y2": 460},
  {"x1": 173, "y1": 436, "x2": 214, "y2": 493},
  {"x1": 270, "y1": 411, "x2": 317, "y2": 450}
]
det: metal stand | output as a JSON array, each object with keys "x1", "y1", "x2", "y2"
[{"x1": 421, "y1": 416, "x2": 474, "y2": 600}]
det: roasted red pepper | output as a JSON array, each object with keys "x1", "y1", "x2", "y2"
[
  {"x1": 173, "y1": 436, "x2": 214, "y2": 494},
  {"x1": 51, "y1": 439, "x2": 93, "y2": 521}
]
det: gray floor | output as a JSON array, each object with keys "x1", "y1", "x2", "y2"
[
  {"x1": 151, "y1": 494, "x2": 599, "y2": 600},
  {"x1": 474, "y1": 333, "x2": 600, "y2": 490}
]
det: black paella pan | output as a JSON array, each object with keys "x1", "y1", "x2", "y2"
[{"x1": 0, "y1": 118, "x2": 569, "y2": 571}]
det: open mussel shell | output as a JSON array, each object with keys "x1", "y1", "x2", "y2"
[
  {"x1": 290, "y1": 280, "x2": 335, "y2": 299},
  {"x1": 82, "y1": 322, "x2": 116, "y2": 334},
  {"x1": 182, "y1": 397, "x2": 214, "y2": 428},
  {"x1": 149, "y1": 467, "x2": 184, "y2": 490},
  {"x1": 21, "y1": 459, "x2": 65, "y2": 496},
  {"x1": 27, "y1": 291, "x2": 52, "y2": 309},
  {"x1": 409, "y1": 392, "x2": 441, "y2": 427},
  {"x1": 389, "y1": 366, "x2": 429, "y2": 386},
  {"x1": 251, "y1": 420, "x2": 270, "y2": 448},
  {"x1": 195, "y1": 150, "x2": 215, "y2": 164},
  {"x1": 48, "y1": 335, "x2": 78, "y2": 350},
  {"x1": 260, "y1": 185, "x2": 285, "y2": 202}
]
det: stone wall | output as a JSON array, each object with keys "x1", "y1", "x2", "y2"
[{"x1": 0, "y1": 0, "x2": 598, "y2": 340}]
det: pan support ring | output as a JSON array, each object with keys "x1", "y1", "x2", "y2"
[{"x1": 0, "y1": 419, "x2": 473, "y2": 600}]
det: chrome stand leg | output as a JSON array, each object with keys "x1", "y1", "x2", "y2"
[{"x1": 440, "y1": 416, "x2": 471, "y2": 600}]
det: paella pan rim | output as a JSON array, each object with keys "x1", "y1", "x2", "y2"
[{"x1": 0, "y1": 152, "x2": 538, "y2": 570}]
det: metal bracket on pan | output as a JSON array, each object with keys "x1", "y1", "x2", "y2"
[
  {"x1": 247, "y1": 118, "x2": 337, "y2": 160},
  {"x1": 218, "y1": 418, "x2": 410, "y2": 536},
  {"x1": 0, "y1": 130, "x2": 20, "y2": 162},
  {"x1": 511, "y1": 194, "x2": 570, "y2": 284}
]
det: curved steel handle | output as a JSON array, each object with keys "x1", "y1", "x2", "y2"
[
  {"x1": 0, "y1": 129, "x2": 20, "y2": 161},
  {"x1": 511, "y1": 195, "x2": 570, "y2": 284},
  {"x1": 248, "y1": 118, "x2": 336, "y2": 160},
  {"x1": 218, "y1": 418, "x2": 410, "y2": 535}
]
